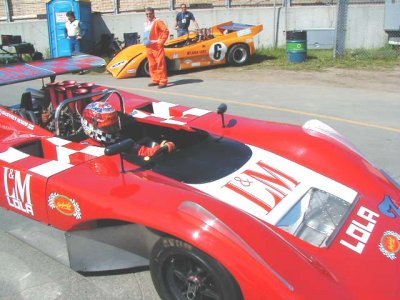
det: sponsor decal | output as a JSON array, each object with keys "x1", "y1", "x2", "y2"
[
  {"x1": 127, "y1": 69, "x2": 137, "y2": 74},
  {"x1": 3, "y1": 167, "x2": 34, "y2": 215},
  {"x1": 209, "y1": 42, "x2": 227, "y2": 61},
  {"x1": 186, "y1": 50, "x2": 207, "y2": 56},
  {"x1": 48, "y1": 192, "x2": 81, "y2": 219},
  {"x1": 0, "y1": 108, "x2": 34, "y2": 130},
  {"x1": 340, "y1": 206, "x2": 379, "y2": 254},
  {"x1": 189, "y1": 145, "x2": 357, "y2": 224},
  {"x1": 237, "y1": 28, "x2": 252, "y2": 37},
  {"x1": 223, "y1": 160, "x2": 299, "y2": 213},
  {"x1": 378, "y1": 195, "x2": 400, "y2": 219},
  {"x1": 111, "y1": 60, "x2": 127, "y2": 69},
  {"x1": 379, "y1": 231, "x2": 400, "y2": 260}
]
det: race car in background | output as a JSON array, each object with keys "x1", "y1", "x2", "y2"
[
  {"x1": 106, "y1": 21, "x2": 263, "y2": 79},
  {"x1": 0, "y1": 55, "x2": 399, "y2": 300}
]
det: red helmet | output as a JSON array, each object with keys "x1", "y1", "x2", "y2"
[{"x1": 81, "y1": 102, "x2": 121, "y2": 144}]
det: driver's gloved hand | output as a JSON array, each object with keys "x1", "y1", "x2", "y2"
[
  {"x1": 138, "y1": 144, "x2": 161, "y2": 157},
  {"x1": 138, "y1": 140, "x2": 176, "y2": 161},
  {"x1": 160, "y1": 140, "x2": 176, "y2": 153}
]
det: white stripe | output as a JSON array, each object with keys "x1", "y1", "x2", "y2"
[
  {"x1": 161, "y1": 119, "x2": 186, "y2": 125},
  {"x1": 152, "y1": 102, "x2": 176, "y2": 119},
  {"x1": 47, "y1": 137, "x2": 71, "y2": 146},
  {"x1": 29, "y1": 160, "x2": 73, "y2": 177},
  {"x1": 182, "y1": 108, "x2": 210, "y2": 117},
  {"x1": 56, "y1": 147, "x2": 76, "y2": 164},
  {"x1": 80, "y1": 145, "x2": 104, "y2": 157},
  {"x1": 0, "y1": 148, "x2": 29, "y2": 163}
]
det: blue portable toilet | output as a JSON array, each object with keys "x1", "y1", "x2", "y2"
[{"x1": 46, "y1": 0, "x2": 93, "y2": 58}]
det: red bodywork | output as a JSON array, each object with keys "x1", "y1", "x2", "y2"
[{"x1": 0, "y1": 68, "x2": 399, "y2": 299}]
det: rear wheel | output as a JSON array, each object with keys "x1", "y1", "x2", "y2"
[
  {"x1": 139, "y1": 58, "x2": 150, "y2": 77},
  {"x1": 150, "y1": 237, "x2": 243, "y2": 300},
  {"x1": 227, "y1": 44, "x2": 249, "y2": 66}
]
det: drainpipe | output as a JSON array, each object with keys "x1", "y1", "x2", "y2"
[
  {"x1": 4, "y1": 0, "x2": 11, "y2": 22},
  {"x1": 113, "y1": 0, "x2": 119, "y2": 15}
]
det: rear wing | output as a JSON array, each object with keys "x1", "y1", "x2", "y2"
[
  {"x1": 213, "y1": 22, "x2": 263, "y2": 37},
  {"x1": 0, "y1": 54, "x2": 106, "y2": 86}
]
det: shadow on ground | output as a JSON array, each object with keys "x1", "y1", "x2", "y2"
[
  {"x1": 169, "y1": 79, "x2": 203, "y2": 86},
  {"x1": 251, "y1": 54, "x2": 277, "y2": 64}
]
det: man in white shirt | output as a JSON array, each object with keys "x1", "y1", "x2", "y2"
[{"x1": 65, "y1": 11, "x2": 84, "y2": 54}]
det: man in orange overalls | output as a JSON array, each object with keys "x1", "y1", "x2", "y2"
[{"x1": 143, "y1": 7, "x2": 169, "y2": 89}]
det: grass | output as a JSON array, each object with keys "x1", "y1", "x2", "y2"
[{"x1": 247, "y1": 46, "x2": 400, "y2": 71}]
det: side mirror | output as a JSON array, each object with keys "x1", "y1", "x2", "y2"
[
  {"x1": 217, "y1": 103, "x2": 227, "y2": 128},
  {"x1": 104, "y1": 139, "x2": 135, "y2": 173},
  {"x1": 217, "y1": 103, "x2": 227, "y2": 115},
  {"x1": 104, "y1": 138, "x2": 135, "y2": 156}
]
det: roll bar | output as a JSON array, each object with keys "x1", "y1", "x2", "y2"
[{"x1": 54, "y1": 88, "x2": 126, "y2": 136}]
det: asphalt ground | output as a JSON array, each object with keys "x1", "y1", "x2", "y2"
[{"x1": 0, "y1": 66, "x2": 399, "y2": 300}]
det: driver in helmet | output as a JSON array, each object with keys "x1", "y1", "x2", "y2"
[{"x1": 81, "y1": 102, "x2": 175, "y2": 159}]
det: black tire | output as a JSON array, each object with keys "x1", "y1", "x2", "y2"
[
  {"x1": 140, "y1": 58, "x2": 171, "y2": 77},
  {"x1": 150, "y1": 237, "x2": 243, "y2": 300},
  {"x1": 140, "y1": 58, "x2": 150, "y2": 77},
  {"x1": 227, "y1": 44, "x2": 249, "y2": 66}
]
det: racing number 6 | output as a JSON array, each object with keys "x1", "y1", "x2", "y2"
[
  {"x1": 213, "y1": 44, "x2": 222, "y2": 60},
  {"x1": 209, "y1": 42, "x2": 227, "y2": 62}
]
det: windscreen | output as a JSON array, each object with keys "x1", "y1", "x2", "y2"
[{"x1": 277, "y1": 188, "x2": 352, "y2": 247}]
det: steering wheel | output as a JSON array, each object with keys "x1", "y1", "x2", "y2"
[{"x1": 185, "y1": 30, "x2": 199, "y2": 45}]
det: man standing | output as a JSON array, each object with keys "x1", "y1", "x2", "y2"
[
  {"x1": 143, "y1": 7, "x2": 169, "y2": 89},
  {"x1": 175, "y1": 4, "x2": 199, "y2": 37},
  {"x1": 65, "y1": 11, "x2": 85, "y2": 54}
]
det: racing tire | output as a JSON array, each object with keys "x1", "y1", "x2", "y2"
[
  {"x1": 227, "y1": 44, "x2": 249, "y2": 66},
  {"x1": 140, "y1": 58, "x2": 171, "y2": 77},
  {"x1": 150, "y1": 237, "x2": 243, "y2": 300},
  {"x1": 139, "y1": 58, "x2": 150, "y2": 77}
]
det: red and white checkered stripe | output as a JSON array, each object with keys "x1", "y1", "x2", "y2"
[
  {"x1": 0, "y1": 137, "x2": 104, "y2": 178},
  {"x1": 130, "y1": 101, "x2": 210, "y2": 125}
]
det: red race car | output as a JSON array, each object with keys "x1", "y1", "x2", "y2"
[{"x1": 0, "y1": 55, "x2": 399, "y2": 300}]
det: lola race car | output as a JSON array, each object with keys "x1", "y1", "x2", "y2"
[
  {"x1": 0, "y1": 55, "x2": 399, "y2": 300},
  {"x1": 106, "y1": 21, "x2": 263, "y2": 79}
]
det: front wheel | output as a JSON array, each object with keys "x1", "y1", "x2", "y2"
[
  {"x1": 150, "y1": 237, "x2": 243, "y2": 300},
  {"x1": 139, "y1": 58, "x2": 150, "y2": 77},
  {"x1": 227, "y1": 44, "x2": 249, "y2": 66}
]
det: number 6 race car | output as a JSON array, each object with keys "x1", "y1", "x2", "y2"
[
  {"x1": 106, "y1": 21, "x2": 263, "y2": 79},
  {"x1": 0, "y1": 55, "x2": 399, "y2": 300}
]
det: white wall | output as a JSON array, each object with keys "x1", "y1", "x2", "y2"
[{"x1": 0, "y1": 5, "x2": 389, "y2": 56}]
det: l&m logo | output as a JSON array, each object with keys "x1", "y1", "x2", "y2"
[
  {"x1": 223, "y1": 160, "x2": 299, "y2": 212},
  {"x1": 3, "y1": 167, "x2": 34, "y2": 215}
]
